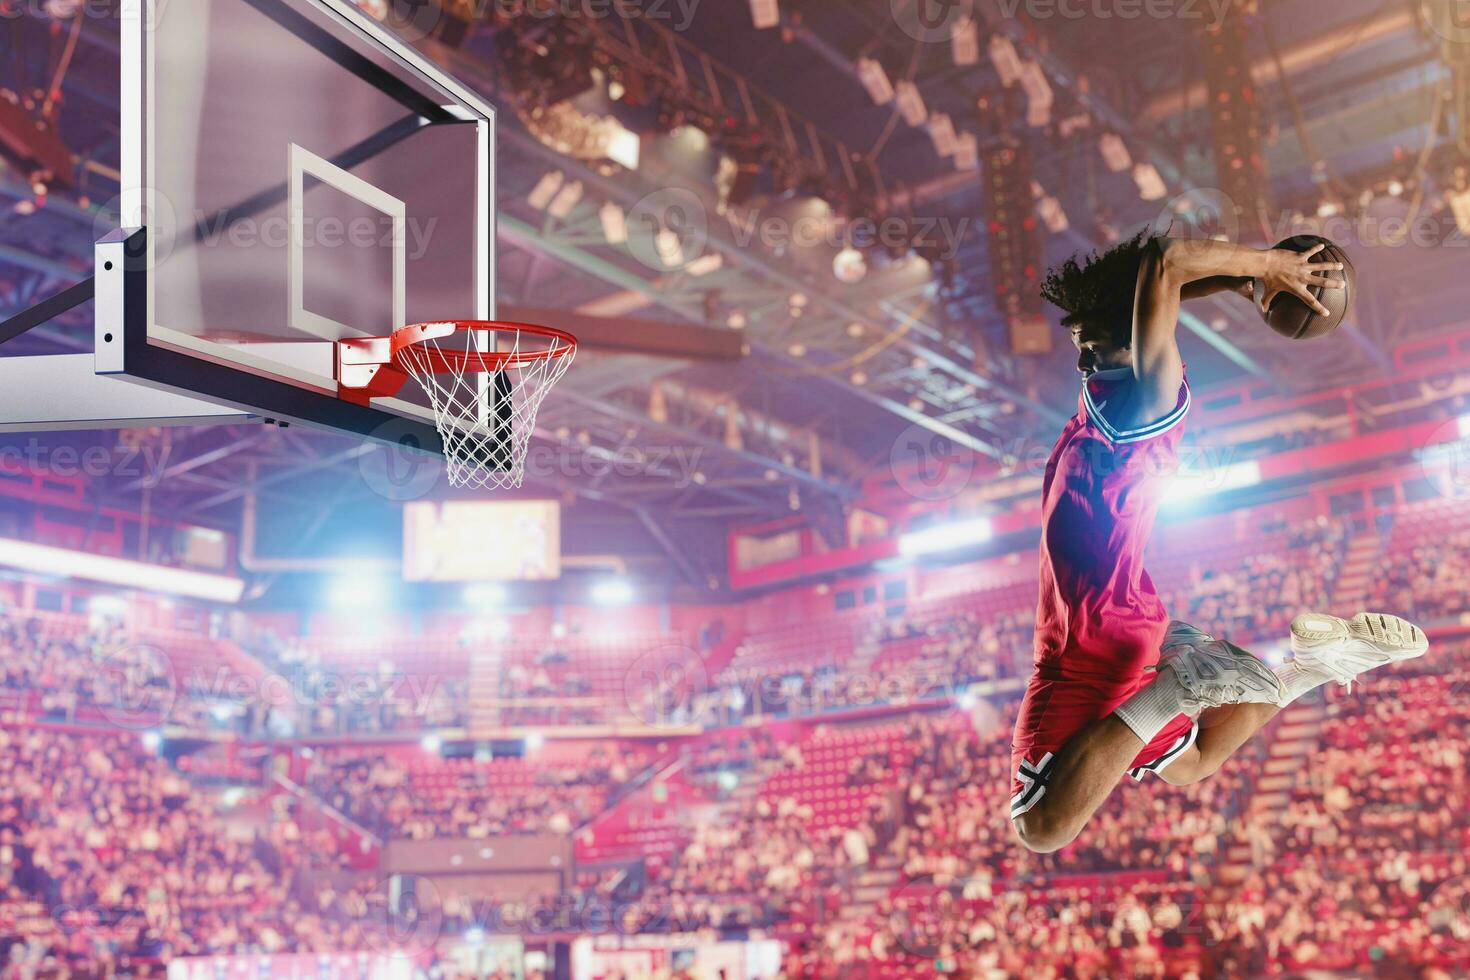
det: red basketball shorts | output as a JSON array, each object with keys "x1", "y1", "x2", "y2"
[{"x1": 1009, "y1": 663, "x2": 1197, "y2": 818}]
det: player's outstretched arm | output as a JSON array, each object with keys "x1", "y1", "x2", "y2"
[
  {"x1": 1128, "y1": 238, "x2": 1344, "y2": 425},
  {"x1": 1180, "y1": 275, "x2": 1254, "y2": 301}
]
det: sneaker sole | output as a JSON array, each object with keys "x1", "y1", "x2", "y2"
[{"x1": 1290, "y1": 612, "x2": 1429, "y2": 662}]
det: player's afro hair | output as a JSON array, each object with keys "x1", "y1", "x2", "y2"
[{"x1": 1039, "y1": 229, "x2": 1162, "y2": 332}]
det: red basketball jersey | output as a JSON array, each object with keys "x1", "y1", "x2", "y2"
[{"x1": 1032, "y1": 367, "x2": 1191, "y2": 686}]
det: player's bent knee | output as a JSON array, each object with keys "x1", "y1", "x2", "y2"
[
  {"x1": 1011, "y1": 809, "x2": 1080, "y2": 854},
  {"x1": 1158, "y1": 756, "x2": 1215, "y2": 785}
]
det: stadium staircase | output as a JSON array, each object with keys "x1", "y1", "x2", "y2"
[
  {"x1": 1328, "y1": 522, "x2": 1385, "y2": 613},
  {"x1": 1221, "y1": 697, "x2": 1327, "y2": 881},
  {"x1": 573, "y1": 758, "x2": 711, "y2": 866},
  {"x1": 467, "y1": 646, "x2": 506, "y2": 730},
  {"x1": 1220, "y1": 518, "x2": 1389, "y2": 878},
  {"x1": 270, "y1": 774, "x2": 384, "y2": 870},
  {"x1": 846, "y1": 852, "x2": 903, "y2": 924}
]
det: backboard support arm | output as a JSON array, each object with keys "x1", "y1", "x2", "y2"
[
  {"x1": 0, "y1": 233, "x2": 253, "y2": 432},
  {"x1": 0, "y1": 228, "x2": 444, "y2": 451},
  {"x1": 93, "y1": 228, "x2": 445, "y2": 451},
  {"x1": 0, "y1": 277, "x2": 95, "y2": 347}
]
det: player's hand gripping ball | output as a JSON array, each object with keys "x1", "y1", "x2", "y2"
[{"x1": 1254, "y1": 235, "x2": 1354, "y2": 340}]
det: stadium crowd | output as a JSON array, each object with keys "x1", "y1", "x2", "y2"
[
  {"x1": 1161, "y1": 516, "x2": 1348, "y2": 644},
  {"x1": 0, "y1": 726, "x2": 409, "y2": 975},
  {"x1": 0, "y1": 501, "x2": 1466, "y2": 975},
  {"x1": 1371, "y1": 526, "x2": 1470, "y2": 626},
  {"x1": 303, "y1": 745, "x2": 647, "y2": 840}
]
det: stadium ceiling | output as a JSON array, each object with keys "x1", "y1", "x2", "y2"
[{"x1": 0, "y1": 0, "x2": 1467, "y2": 589}]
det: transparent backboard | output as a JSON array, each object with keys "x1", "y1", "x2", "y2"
[{"x1": 121, "y1": 0, "x2": 493, "y2": 422}]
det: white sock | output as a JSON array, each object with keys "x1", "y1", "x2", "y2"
[
  {"x1": 1113, "y1": 668, "x2": 1193, "y2": 744},
  {"x1": 1274, "y1": 660, "x2": 1337, "y2": 704}
]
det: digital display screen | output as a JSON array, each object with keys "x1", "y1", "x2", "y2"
[{"x1": 403, "y1": 500, "x2": 561, "y2": 582}]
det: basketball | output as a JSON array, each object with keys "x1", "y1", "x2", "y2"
[{"x1": 1255, "y1": 235, "x2": 1355, "y2": 340}]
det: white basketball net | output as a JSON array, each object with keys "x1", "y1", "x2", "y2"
[{"x1": 396, "y1": 324, "x2": 575, "y2": 490}]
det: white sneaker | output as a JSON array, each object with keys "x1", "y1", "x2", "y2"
[
  {"x1": 1289, "y1": 612, "x2": 1429, "y2": 686},
  {"x1": 1159, "y1": 620, "x2": 1287, "y2": 707}
]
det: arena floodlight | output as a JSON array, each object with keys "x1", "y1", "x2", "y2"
[
  {"x1": 1132, "y1": 163, "x2": 1168, "y2": 201},
  {"x1": 600, "y1": 201, "x2": 628, "y2": 244},
  {"x1": 528, "y1": 171, "x2": 565, "y2": 211},
  {"x1": 686, "y1": 253, "x2": 724, "y2": 277},
  {"x1": 89, "y1": 594, "x2": 128, "y2": 618},
  {"x1": 329, "y1": 574, "x2": 389, "y2": 610},
  {"x1": 952, "y1": 20, "x2": 980, "y2": 66},
  {"x1": 606, "y1": 125, "x2": 641, "y2": 171},
  {"x1": 954, "y1": 132, "x2": 979, "y2": 172},
  {"x1": 894, "y1": 81, "x2": 927, "y2": 126},
  {"x1": 463, "y1": 583, "x2": 508, "y2": 607},
  {"x1": 856, "y1": 57, "x2": 894, "y2": 105},
  {"x1": 0, "y1": 538, "x2": 244, "y2": 603},
  {"x1": 592, "y1": 579, "x2": 635, "y2": 606},
  {"x1": 988, "y1": 35, "x2": 1023, "y2": 87},
  {"x1": 1448, "y1": 186, "x2": 1470, "y2": 237},
  {"x1": 547, "y1": 179, "x2": 584, "y2": 219},
  {"x1": 1098, "y1": 133, "x2": 1132, "y2": 173},
  {"x1": 898, "y1": 518, "x2": 993, "y2": 557},
  {"x1": 420, "y1": 733, "x2": 442, "y2": 754},
  {"x1": 1162, "y1": 460, "x2": 1262, "y2": 505}
]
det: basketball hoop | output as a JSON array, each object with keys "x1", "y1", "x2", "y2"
[{"x1": 346, "y1": 320, "x2": 576, "y2": 490}]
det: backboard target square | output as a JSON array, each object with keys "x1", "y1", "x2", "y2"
[{"x1": 288, "y1": 143, "x2": 407, "y2": 343}]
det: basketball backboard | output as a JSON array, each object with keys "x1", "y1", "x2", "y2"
[{"x1": 0, "y1": 0, "x2": 497, "y2": 453}]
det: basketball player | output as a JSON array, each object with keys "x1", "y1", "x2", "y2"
[{"x1": 1009, "y1": 232, "x2": 1430, "y2": 853}]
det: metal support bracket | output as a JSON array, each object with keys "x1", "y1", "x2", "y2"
[
  {"x1": 0, "y1": 228, "x2": 443, "y2": 451},
  {"x1": 92, "y1": 227, "x2": 441, "y2": 449},
  {"x1": 0, "y1": 277, "x2": 94, "y2": 347},
  {"x1": 0, "y1": 231, "x2": 251, "y2": 431}
]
